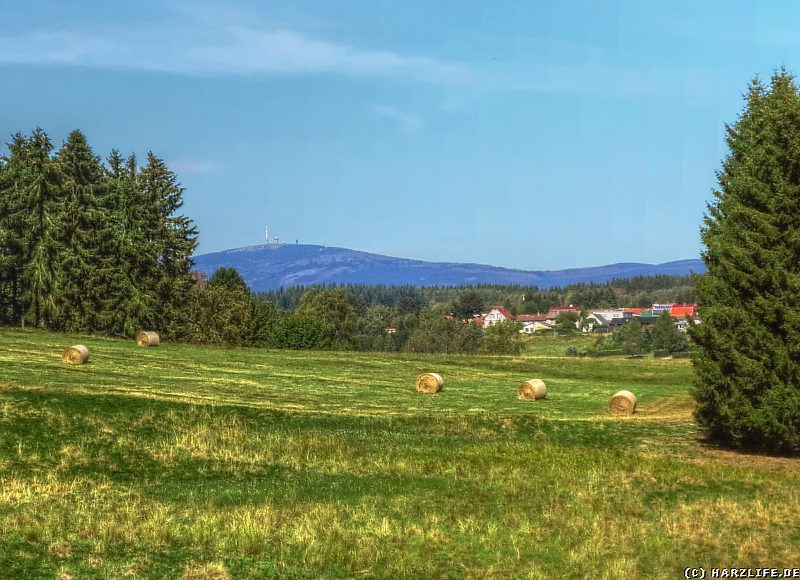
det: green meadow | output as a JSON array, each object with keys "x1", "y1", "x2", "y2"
[{"x1": 1, "y1": 328, "x2": 798, "y2": 579}]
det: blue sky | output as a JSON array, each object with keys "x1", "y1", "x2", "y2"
[{"x1": 2, "y1": 1, "x2": 799, "y2": 270}]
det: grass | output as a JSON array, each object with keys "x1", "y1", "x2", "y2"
[{"x1": 1, "y1": 327, "x2": 798, "y2": 579}]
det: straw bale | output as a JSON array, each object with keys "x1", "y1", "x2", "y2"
[
  {"x1": 609, "y1": 390, "x2": 637, "y2": 415},
  {"x1": 416, "y1": 372, "x2": 443, "y2": 393},
  {"x1": 62, "y1": 345, "x2": 89, "y2": 365},
  {"x1": 137, "y1": 331, "x2": 160, "y2": 347},
  {"x1": 517, "y1": 379, "x2": 547, "y2": 400}
]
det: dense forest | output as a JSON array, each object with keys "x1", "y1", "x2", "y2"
[
  {"x1": 0, "y1": 128, "x2": 197, "y2": 337},
  {"x1": 1, "y1": 128, "x2": 697, "y2": 354},
  {"x1": 256, "y1": 275, "x2": 696, "y2": 315},
  {"x1": 245, "y1": 277, "x2": 695, "y2": 354}
]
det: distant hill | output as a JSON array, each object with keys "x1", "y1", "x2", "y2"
[{"x1": 192, "y1": 244, "x2": 705, "y2": 292}]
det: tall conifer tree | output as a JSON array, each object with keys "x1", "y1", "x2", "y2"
[
  {"x1": 19, "y1": 129, "x2": 63, "y2": 328},
  {"x1": 691, "y1": 70, "x2": 800, "y2": 453},
  {"x1": 137, "y1": 152, "x2": 197, "y2": 336},
  {"x1": 0, "y1": 139, "x2": 24, "y2": 324},
  {"x1": 104, "y1": 150, "x2": 150, "y2": 335},
  {"x1": 0, "y1": 135, "x2": 36, "y2": 325},
  {"x1": 0, "y1": 143, "x2": 14, "y2": 323},
  {"x1": 54, "y1": 130, "x2": 109, "y2": 332}
]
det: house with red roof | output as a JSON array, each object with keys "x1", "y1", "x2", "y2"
[
  {"x1": 670, "y1": 304, "x2": 699, "y2": 331},
  {"x1": 547, "y1": 306, "x2": 578, "y2": 318},
  {"x1": 670, "y1": 304, "x2": 696, "y2": 318},
  {"x1": 484, "y1": 306, "x2": 514, "y2": 328}
]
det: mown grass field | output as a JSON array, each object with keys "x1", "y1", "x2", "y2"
[{"x1": 1, "y1": 328, "x2": 798, "y2": 579}]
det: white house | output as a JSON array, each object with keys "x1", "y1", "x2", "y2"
[
  {"x1": 483, "y1": 307, "x2": 514, "y2": 328},
  {"x1": 515, "y1": 313, "x2": 554, "y2": 334},
  {"x1": 583, "y1": 313, "x2": 611, "y2": 332},
  {"x1": 591, "y1": 309, "x2": 625, "y2": 321}
]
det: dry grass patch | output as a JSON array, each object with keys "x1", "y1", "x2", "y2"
[
  {"x1": 662, "y1": 495, "x2": 800, "y2": 564},
  {"x1": 180, "y1": 562, "x2": 230, "y2": 580},
  {"x1": 692, "y1": 447, "x2": 800, "y2": 474},
  {"x1": 633, "y1": 395, "x2": 695, "y2": 422},
  {"x1": 48, "y1": 540, "x2": 71, "y2": 559}
]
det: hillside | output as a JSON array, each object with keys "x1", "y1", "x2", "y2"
[
  {"x1": 192, "y1": 243, "x2": 706, "y2": 291},
  {"x1": 1, "y1": 328, "x2": 798, "y2": 577}
]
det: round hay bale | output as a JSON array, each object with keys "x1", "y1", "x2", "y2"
[
  {"x1": 609, "y1": 390, "x2": 637, "y2": 415},
  {"x1": 62, "y1": 345, "x2": 89, "y2": 365},
  {"x1": 416, "y1": 372, "x2": 443, "y2": 394},
  {"x1": 137, "y1": 331, "x2": 160, "y2": 347},
  {"x1": 517, "y1": 379, "x2": 547, "y2": 400}
]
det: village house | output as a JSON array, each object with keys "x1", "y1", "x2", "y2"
[
  {"x1": 586, "y1": 303, "x2": 700, "y2": 333},
  {"x1": 670, "y1": 304, "x2": 696, "y2": 318},
  {"x1": 547, "y1": 306, "x2": 578, "y2": 318},
  {"x1": 591, "y1": 309, "x2": 625, "y2": 321},
  {"x1": 516, "y1": 313, "x2": 552, "y2": 334},
  {"x1": 472, "y1": 303, "x2": 700, "y2": 335},
  {"x1": 483, "y1": 307, "x2": 514, "y2": 328},
  {"x1": 583, "y1": 312, "x2": 610, "y2": 332}
]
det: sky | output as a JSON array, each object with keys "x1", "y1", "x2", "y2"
[{"x1": 2, "y1": 1, "x2": 799, "y2": 270}]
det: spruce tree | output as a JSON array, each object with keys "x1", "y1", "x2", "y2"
[
  {"x1": 207, "y1": 267, "x2": 250, "y2": 294},
  {"x1": 137, "y1": 152, "x2": 197, "y2": 337},
  {"x1": 690, "y1": 70, "x2": 800, "y2": 453},
  {"x1": 54, "y1": 130, "x2": 109, "y2": 332},
  {"x1": 1, "y1": 135, "x2": 25, "y2": 325},
  {"x1": 104, "y1": 151, "x2": 152, "y2": 335},
  {"x1": 19, "y1": 129, "x2": 63, "y2": 328}
]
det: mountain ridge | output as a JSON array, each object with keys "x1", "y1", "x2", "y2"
[{"x1": 192, "y1": 243, "x2": 705, "y2": 292}]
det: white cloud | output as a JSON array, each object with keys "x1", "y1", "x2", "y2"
[
  {"x1": 370, "y1": 105, "x2": 425, "y2": 133},
  {"x1": 0, "y1": 11, "x2": 473, "y2": 86},
  {"x1": 0, "y1": 1, "x2": 729, "y2": 101},
  {"x1": 0, "y1": 31, "x2": 116, "y2": 66}
]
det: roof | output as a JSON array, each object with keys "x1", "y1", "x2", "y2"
[
  {"x1": 490, "y1": 306, "x2": 514, "y2": 319},
  {"x1": 516, "y1": 313, "x2": 549, "y2": 323},
  {"x1": 671, "y1": 305, "x2": 696, "y2": 318},
  {"x1": 587, "y1": 313, "x2": 610, "y2": 324}
]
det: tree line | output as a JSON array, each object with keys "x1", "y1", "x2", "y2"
[
  {"x1": 0, "y1": 128, "x2": 197, "y2": 337},
  {"x1": 257, "y1": 275, "x2": 697, "y2": 317},
  {"x1": 197, "y1": 273, "x2": 700, "y2": 355},
  {"x1": 187, "y1": 269, "x2": 523, "y2": 355}
]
